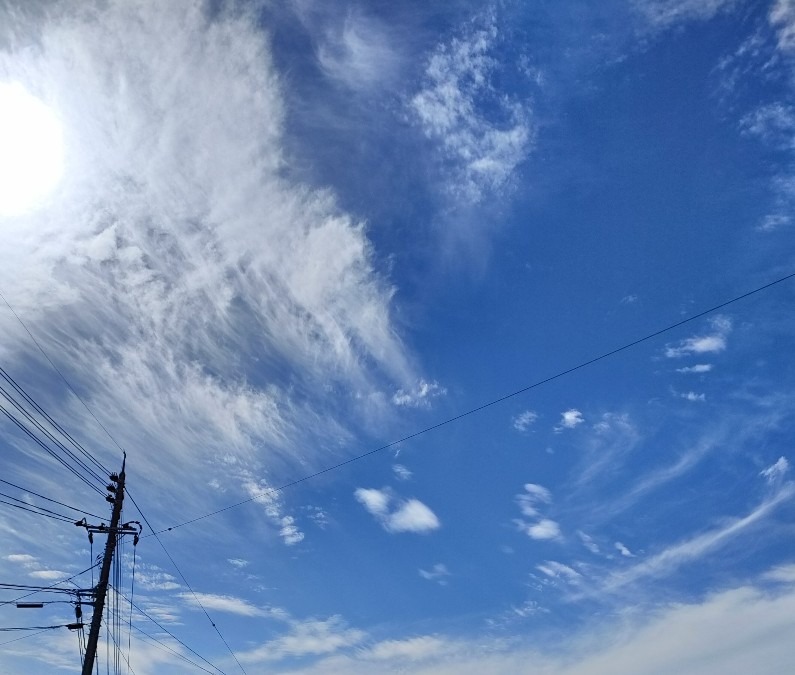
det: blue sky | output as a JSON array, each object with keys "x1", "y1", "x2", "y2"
[{"x1": 0, "y1": 0, "x2": 794, "y2": 673}]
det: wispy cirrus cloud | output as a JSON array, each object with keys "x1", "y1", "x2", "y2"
[
  {"x1": 239, "y1": 615, "x2": 365, "y2": 663},
  {"x1": 600, "y1": 482, "x2": 795, "y2": 594},
  {"x1": 0, "y1": 0, "x2": 419, "y2": 538},
  {"x1": 419, "y1": 563, "x2": 450, "y2": 585},
  {"x1": 410, "y1": 12, "x2": 533, "y2": 203}
]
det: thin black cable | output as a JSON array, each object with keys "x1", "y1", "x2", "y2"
[
  {"x1": 0, "y1": 623, "x2": 78, "y2": 631},
  {"x1": 0, "y1": 491, "x2": 79, "y2": 522},
  {"x1": 0, "y1": 365, "x2": 110, "y2": 478},
  {"x1": 0, "y1": 401, "x2": 105, "y2": 497},
  {"x1": 0, "y1": 478, "x2": 104, "y2": 519},
  {"x1": 129, "y1": 623, "x2": 216, "y2": 675},
  {"x1": 111, "y1": 586, "x2": 227, "y2": 675},
  {"x1": 149, "y1": 270, "x2": 795, "y2": 536},
  {"x1": 0, "y1": 496, "x2": 75, "y2": 523},
  {"x1": 125, "y1": 492, "x2": 247, "y2": 674},
  {"x1": 0, "y1": 290, "x2": 124, "y2": 466},
  {"x1": 106, "y1": 619, "x2": 136, "y2": 675},
  {"x1": 126, "y1": 547, "x2": 136, "y2": 675},
  {"x1": 0, "y1": 626, "x2": 54, "y2": 646},
  {"x1": 0, "y1": 562, "x2": 101, "y2": 607},
  {"x1": 0, "y1": 379, "x2": 107, "y2": 488}
]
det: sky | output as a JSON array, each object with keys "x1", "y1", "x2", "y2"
[{"x1": 0, "y1": 0, "x2": 794, "y2": 673}]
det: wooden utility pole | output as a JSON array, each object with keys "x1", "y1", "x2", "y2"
[{"x1": 80, "y1": 455, "x2": 126, "y2": 675}]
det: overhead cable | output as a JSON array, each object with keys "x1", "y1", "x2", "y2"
[
  {"x1": 150, "y1": 270, "x2": 795, "y2": 535},
  {"x1": 0, "y1": 477, "x2": 104, "y2": 520}
]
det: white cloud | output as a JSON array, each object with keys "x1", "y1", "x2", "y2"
[
  {"x1": 555, "y1": 408, "x2": 584, "y2": 431},
  {"x1": 741, "y1": 103, "x2": 795, "y2": 148},
  {"x1": 763, "y1": 563, "x2": 795, "y2": 584},
  {"x1": 771, "y1": 0, "x2": 795, "y2": 52},
  {"x1": 664, "y1": 316, "x2": 731, "y2": 358},
  {"x1": 615, "y1": 542, "x2": 635, "y2": 558},
  {"x1": 227, "y1": 558, "x2": 249, "y2": 568},
  {"x1": 365, "y1": 636, "x2": 449, "y2": 661},
  {"x1": 419, "y1": 563, "x2": 450, "y2": 585},
  {"x1": 354, "y1": 487, "x2": 440, "y2": 534},
  {"x1": 5, "y1": 553, "x2": 36, "y2": 564},
  {"x1": 512, "y1": 409, "x2": 538, "y2": 432},
  {"x1": 537, "y1": 560, "x2": 581, "y2": 583},
  {"x1": 392, "y1": 464, "x2": 412, "y2": 481},
  {"x1": 316, "y1": 11, "x2": 402, "y2": 91},
  {"x1": 680, "y1": 391, "x2": 706, "y2": 402},
  {"x1": 600, "y1": 483, "x2": 795, "y2": 594},
  {"x1": 387, "y1": 499, "x2": 441, "y2": 534},
  {"x1": 0, "y1": 0, "x2": 418, "y2": 536},
  {"x1": 354, "y1": 487, "x2": 391, "y2": 516},
  {"x1": 135, "y1": 563, "x2": 181, "y2": 592},
  {"x1": 578, "y1": 531, "x2": 600, "y2": 554},
  {"x1": 243, "y1": 478, "x2": 305, "y2": 546},
  {"x1": 514, "y1": 483, "x2": 560, "y2": 540},
  {"x1": 392, "y1": 379, "x2": 446, "y2": 408},
  {"x1": 28, "y1": 569, "x2": 66, "y2": 580},
  {"x1": 515, "y1": 483, "x2": 552, "y2": 517},
  {"x1": 239, "y1": 615, "x2": 365, "y2": 663},
  {"x1": 179, "y1": 592, "x2": 268, "y2": 618},
  {"x1": 761, "y1": 456, "x2": 790, "y2": 484},
  {"x1": 522, "y1": 519, "x2": 562, "y2": 540},
  {"x1": 410, "y1": 13, "x2": 533, "y2": 202},
  {"x1": 676, "y1": 363, "x2": 713, "y2": 374},
  {"x1": 635, "y1": 0, "x2": 737, "y2": 29}
]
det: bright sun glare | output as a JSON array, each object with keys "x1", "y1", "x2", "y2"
[{"x1": 0, "y1": 82, "x2": 64, "y2": 217}]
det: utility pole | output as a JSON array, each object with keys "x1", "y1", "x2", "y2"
[{"x1": 76, "y1": 453, "x2": 139, "y2": 675}]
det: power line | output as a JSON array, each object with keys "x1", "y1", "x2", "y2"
[
  {"x1": 149, "y1": 270, "x2": 795, "y2": 535},
  {"x1": 0, "y1": 563, "x2": 100, "y2": 607},
  {"x1": 124, "y1": 492, "x2": 247, "y2": 674},
  {"x1": 111, "y1": 585, "x2": 227, "y2": 675},
  {"x1": 0, "y1": 623, "x2": 80, "y2": 631},
  {"x1": 0, "y1": 491, "x2": 78, "y2": 523},
  {"x1": 0, "y1": 401, "x2": 105, "y2": 497},
  {"x1": 0, "y1": 478, "x2": 104, "y2": 520},
  {"x1": 129, "y1": 623, "x2": 216, "y2": 675},
  {"x1": 0, "y1": 290, "x2": 124, "y2": 466},
  {"x1": 0, "y1": 496, "x2": 75, "y2": 524},
  {"x1": 0, "y1": 376, "x2": 107, "y2": 487},
  {"x1": 0, "y1": 627, "x2": 54, "y2": 647},
  {"x1": 0, "y1": 365, "x2": 109, "y2": 478}
]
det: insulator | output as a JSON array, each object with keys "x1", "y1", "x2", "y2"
[
  {"x1": 105, "y1": 495, "x2": 115, "y2": 504},
  {"x1": 109, "y1": 473, "x2": 119, "y2": 482},
  {"x1": 106, "y1": 484, "x2": 117, "y2": 493}
]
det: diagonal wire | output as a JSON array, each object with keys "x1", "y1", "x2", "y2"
[
  {"x1": 0, "y1": 378, "x2": 106, "y2": 486},
  {"x1": 0, "y1": 496, "x2": 75, "y2": 523},
  {"x1": 0, "y1": 364, "x2": 109, "y2": 477},
  {"x1": 0, "y1": 563, "x2": 100, "y2": 607},
  {"x1": 110, "y1": 585, "x2": 227, "y2": 675},
  {"x1": 0, "y1": 477, "x2": 104, "y2": 519},
  {"x1": 0, "y1": 626, "x2": 55, "y2": 646},
  {"x1": 125, "y1": 492, "x2": 247, "y2": 674},
  {"x1": 0, "y1": 290, "x2": 121, "y2": 470},
  {"x1": 148, "y1": 270, "x2": 795, "y2": 535},
  {"x1": 129, "y1": 623, "x2": 216, "y2": 675},
  {"x1": 0, "y1": 401, "x2": 105, "y2": 496},
  {"x1": 0, "y1": 491, "x2": 78, "y2": 522}
]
